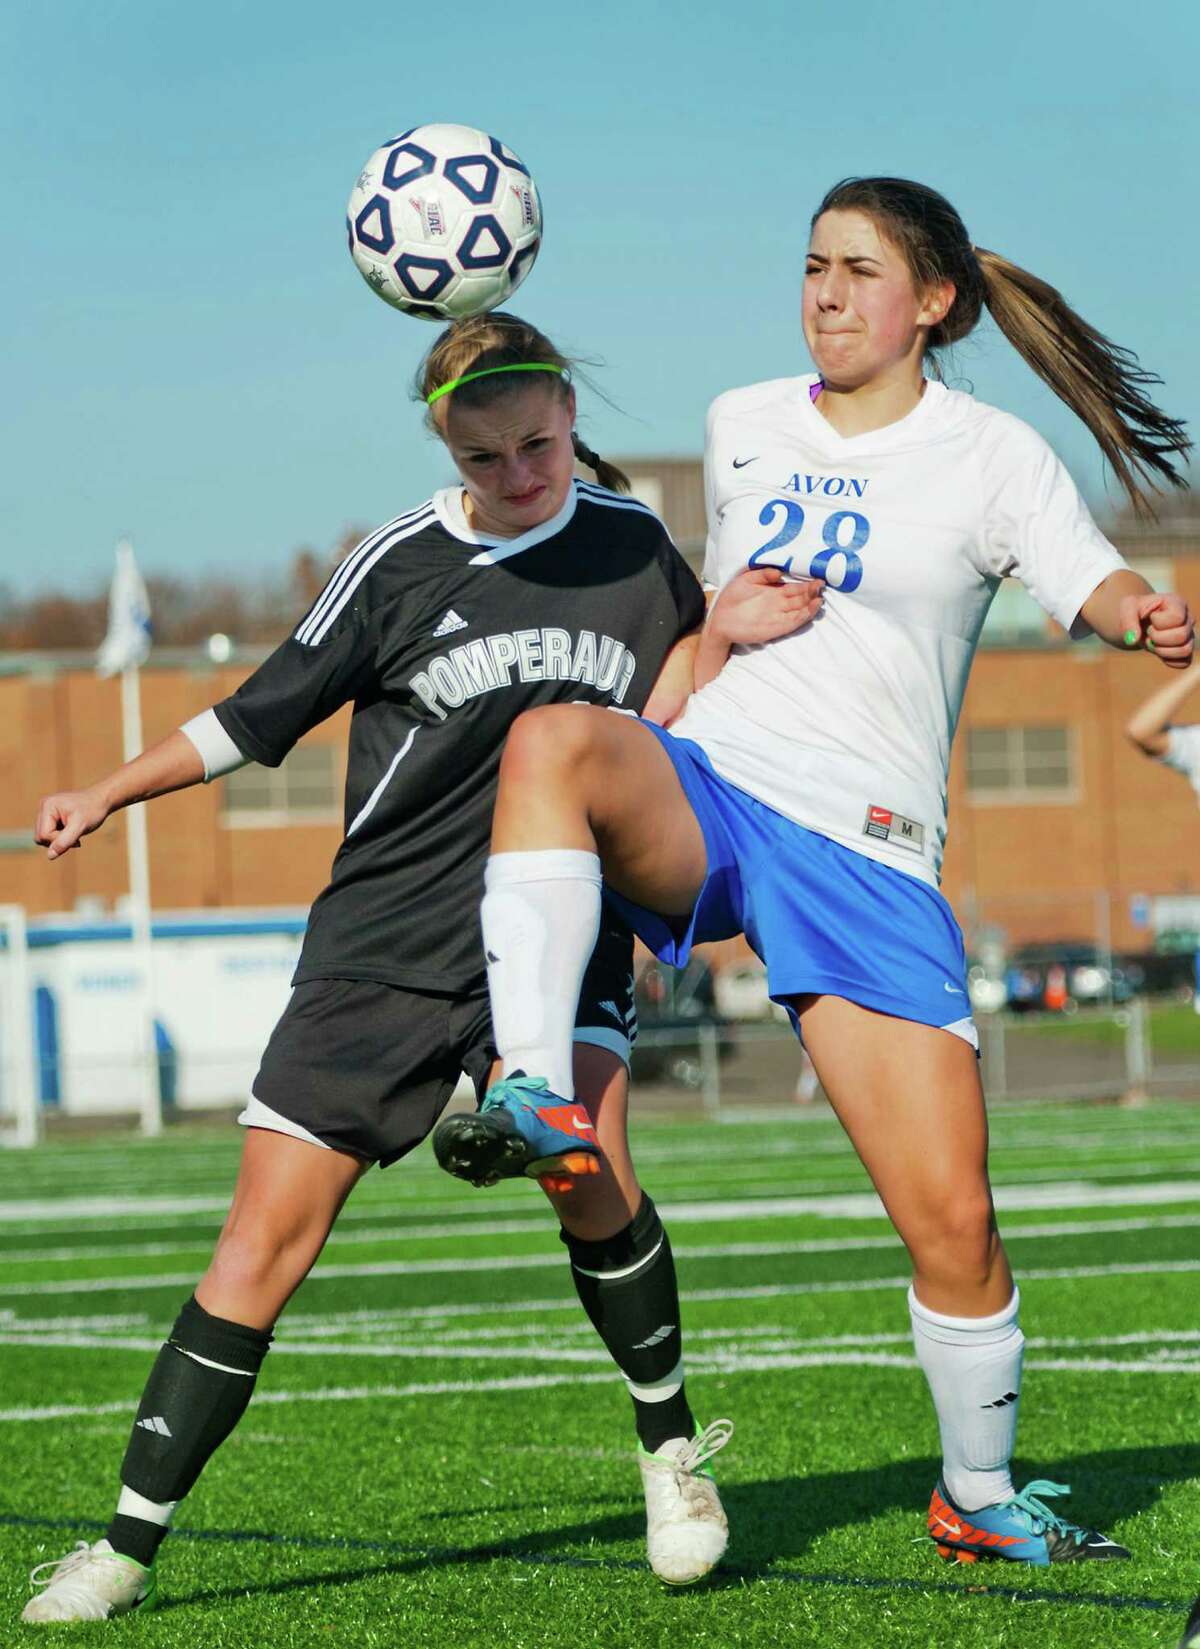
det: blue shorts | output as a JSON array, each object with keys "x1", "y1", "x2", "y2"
[{"x1": 606, "y1": 724, "x2": 977, "y2": 1047}]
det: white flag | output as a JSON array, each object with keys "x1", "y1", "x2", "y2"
[{"x1": 96, "y1": 538, "x2": 152, "y2": 677}]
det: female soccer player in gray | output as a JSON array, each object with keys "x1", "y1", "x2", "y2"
[
  {"x1": 437, "y1": 179, "x2": 1193, "y2": 1569},
  {"x1": 23, "y1": 313, "x2": 755, "y2": 1622}
]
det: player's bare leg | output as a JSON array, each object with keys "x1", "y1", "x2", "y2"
[
  {"x1": 795, "y1": 994, "x2": 1127, "y2": 1565},
  {"x1": 24, "y1": 1131, "x2": 367, "y2": 1623},
  {"x1": 492, "y1": 704, "x2": 708, "y2": 911},
  {"x1": 197, "y1": 1127, "x2": 368, "y2": 1327}
]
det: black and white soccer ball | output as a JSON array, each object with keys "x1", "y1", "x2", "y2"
[{"x1": 346, "y1": 123, "x2": 542, "y2": 322}]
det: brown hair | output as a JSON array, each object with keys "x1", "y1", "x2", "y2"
[
  {"x1": 812, "y1": 177, "x2": 1191, "y2": 518},
  {"x1": 415, "y1": 311, "x2": 630, "y2": 493}
]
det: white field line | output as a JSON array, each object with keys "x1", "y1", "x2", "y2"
[
  {"x1": 1, "y1": 1257, "x2": 1197, "y2": 1306},
  {"x1": 9, "y1": 1326, "x2": 1200, "y2": 1367},
  {"x1": 3, "y1": 1175, "x2": 1200, "y2": 1245},
  {"x1": 4, "y1": 1349, "x2": 1200, "y2": 1428},
  {"x1": 11, "y1": 1311, "x2": 1200, "y2": 1352},
  {"x1": 7, "y1": 1210, "x2": 1200, "y2": 1269},
  {"x1": 7, "y1": 1167, "x2": 1200, "y2": 1233}
]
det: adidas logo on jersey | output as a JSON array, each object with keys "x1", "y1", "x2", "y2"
[
  {"x1": 432, "y1": 609, "x2": 468, "y2": 637},
  {"x1": 136, "y1": 1415, "x2": 173, "y2": 1436}
]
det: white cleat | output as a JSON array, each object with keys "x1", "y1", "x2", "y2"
[
  {"x1": 638, "y1": 1418, "x2": 733, "y2": 1585},
  {"x1": 22, "y1": 1539, "x2": 157, "y2": 1623}
]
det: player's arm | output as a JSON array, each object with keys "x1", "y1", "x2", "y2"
[
  {"x1": 1125, "y1": 666, "x2": 1200, "y2": 758},
  {"x1": 35, "y1": 730, "x2": 207, "y2": 861},
  {"x1": 1077, "y1": 569, "x2": 1193, "y2": 669},
  {"x1": 641, "y1": 629, "x2": 701, "y2": 727},
  {"x1": 35, "y1": 604, "x2": 373, "y2": 861},
  {"x1": 694, "y1": 569, "x2": 825, "y2": 692}
]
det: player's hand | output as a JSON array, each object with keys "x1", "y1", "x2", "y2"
[
  {"x1": 1120, "y1": 591, "x2": 1194, "y2": 669},
  {"x1": 709, "y1": 567, "x2": 824, "y2": 647},
  {"x1": 34, "y1": 789, "x2": 112, "y2": 860}
]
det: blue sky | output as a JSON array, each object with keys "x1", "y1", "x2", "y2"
[{"x1": 3, "y1": 0, "x2": 1196, "y2": 596}]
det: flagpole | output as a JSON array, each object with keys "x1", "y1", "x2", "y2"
[
  {"x1": 120, "y1": 661, "x2": 161, "y2": 1137},
  {"x1": 98, "y1": 537, "x2": 160, "y2": 1138}
]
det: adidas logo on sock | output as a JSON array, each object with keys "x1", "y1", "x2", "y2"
[
  {"x1": 432, "y1": 608, "x2": 468, "y2": 637},
  {"x1": 136, "y1": 1415, "x2": 173, "y2": 1436},
  {"x1": 632, "y1": 1323, "x2": 676, "y2": 1350},
  {"x1": 980, "y1": 1391, "x2": 1020, "y2": 1409}
]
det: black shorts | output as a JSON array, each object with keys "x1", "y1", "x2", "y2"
[{"x1": 242, "y1": 934, "x2": 637, "y2": 1168}]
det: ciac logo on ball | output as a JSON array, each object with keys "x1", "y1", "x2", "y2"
[{"x1": 347, "y1": 123, "x2": 542, "y2": 322}]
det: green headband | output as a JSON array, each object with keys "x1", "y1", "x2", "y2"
[{"x1": 426, "y1": 362, "x2": 566, "y2": 406}]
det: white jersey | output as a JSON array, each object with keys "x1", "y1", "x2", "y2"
[
  {"x1": 1162, "y1": 726, "x2": 1200, "y2": 802},
  {"x1": 671, "y1": 374, "x2": 1127, "y2": 886}
]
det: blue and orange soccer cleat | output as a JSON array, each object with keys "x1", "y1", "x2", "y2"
[
  {"x1": 928, "y1": 1479, "x2": 1130, "y2": 1567},
  {"x1": 432, "y1": 1073, "x2": 602, "y2": 1189}
]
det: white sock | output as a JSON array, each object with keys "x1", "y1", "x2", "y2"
[
  {"x1": 909, "y1": 1285, "x2": 1024, "y2": 1512},
  {"x1": 115, "y1": 1484, "x2": 177, "y2": 1527},
  {"x1": 482, "y1": 850, "x2": 602, "y2": 1100}
]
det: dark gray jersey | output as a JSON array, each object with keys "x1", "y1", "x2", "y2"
[{"x1": 213, "y1": 480, "x2": 705, "y2": 991}]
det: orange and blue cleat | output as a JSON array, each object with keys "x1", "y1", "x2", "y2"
[
  {"x1": 432, "y1": 1072, "x2": 602, "y2": 1189},
  {"x1": 928, "y1": 1479, "x2": 1130, "y2": 1567}
]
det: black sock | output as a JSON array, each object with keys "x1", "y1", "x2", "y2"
[
  {"x1": 563, "y1": 1194, "x2": 695, "y2": 1452},
  {"x1": 106, "y1": 1295, "x2": 273, "y2": 1567}
]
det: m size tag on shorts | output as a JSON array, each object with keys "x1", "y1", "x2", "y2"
[{"x1": 863, "y1": 804, "x2": 925, "y2": 854}]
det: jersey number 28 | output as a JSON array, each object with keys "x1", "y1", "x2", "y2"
[{"x1": 747, "y1": 498, "x2": 869, "y2": 592}]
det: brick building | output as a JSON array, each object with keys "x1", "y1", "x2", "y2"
[{"x1": 1, "y1": 462, "x2": 1196, "y2": 963}]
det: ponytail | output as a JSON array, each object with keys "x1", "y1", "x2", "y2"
[
  {"x1": 571, "y1": 432, "x2": 631, "y2": 494},
  {"x1": 974, "y1": 247, "x2": 1191, "y2": 518},
  {"x1": 813, "y1": 177, "x2": 1192, "y2": 518}
]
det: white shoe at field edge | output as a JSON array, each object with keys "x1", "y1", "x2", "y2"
[
  {"x1": 21, "y1": 1538, "x2": 156, "y2": 1623},
  {"x1": 638, "y1": 1418, "x2": 733, "y2": 1585}
]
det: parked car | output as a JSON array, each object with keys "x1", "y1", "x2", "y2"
[
  {"x1": 1003, "y1": 942, "x2": 1135, "y2": 1013},
  {"x1": 1115, "y1": 947, "x2": 1198, "y2": 1000},
  {"x1": 631, "y1": 959, "x2": 737, "y2": 1088}
]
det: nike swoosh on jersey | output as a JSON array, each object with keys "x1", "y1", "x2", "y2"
[{"x1": 732, "y1": 456, "x2": 758, "y2": 469}]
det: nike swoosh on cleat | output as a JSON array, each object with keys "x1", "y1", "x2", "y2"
[{"x1": 931, "y1": 1514, "x2": 963, "y2": 1537}]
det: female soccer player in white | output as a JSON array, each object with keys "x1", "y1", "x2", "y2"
[
  {"x1": 22, "y1": 314, "x2": 753, "y2": 1623},
  {"x1": 436, "y1": 178, "x2": 1194, "y2": 1568}
]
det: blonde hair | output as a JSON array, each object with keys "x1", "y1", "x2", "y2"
[
  {"x1": 415, "y1": 312, "x2": 630, "y2": 493},
  {"x1": 813, "y1": 178, "x2": 1192, "y2": 519}
]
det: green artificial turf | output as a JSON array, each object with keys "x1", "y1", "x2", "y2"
[{"x1": 1, "y1": 1100, "x2": 1197, "y2": 1647}]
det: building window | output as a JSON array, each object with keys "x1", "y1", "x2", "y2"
[
  {"x1": 222, "y1": 746, "x2": 340, "y2": 827},
  {"x1": 966, "y1": 725, "x2": 1076, "y2": 803}
]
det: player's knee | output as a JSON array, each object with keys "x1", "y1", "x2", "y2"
[
  {"x1": 501, "y1": 704, "x2": 607, "y2": 786},
  {"x1": 908, "y1": 1187, "x2": 999, "y2": 1287},
  {"x1": 205, "y1": 1219, "x2": 318, "y2": 1300}
]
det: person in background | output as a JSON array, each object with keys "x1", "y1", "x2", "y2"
[{"x1": 1126, "y1": 664, "x2": 1200, "y2": 798}]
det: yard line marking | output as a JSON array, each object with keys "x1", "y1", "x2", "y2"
[
  {"x1": 3, "y1": 1251, "x2": 1199, "y2": 1300},
  {"x1": 5, "y1": 1172, "x2": 1200, "y2": 1229},
  {"x1": 9, "y1": 1210, "x2": 1200, "y2": 1268},
  {"x1": 4, "y1": 1348, "x2": 1200, "y2": 1426}
]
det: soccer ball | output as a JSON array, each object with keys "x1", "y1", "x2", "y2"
[{"x1": 346, "y1": 124, "x2": 542, "y2": 322}]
